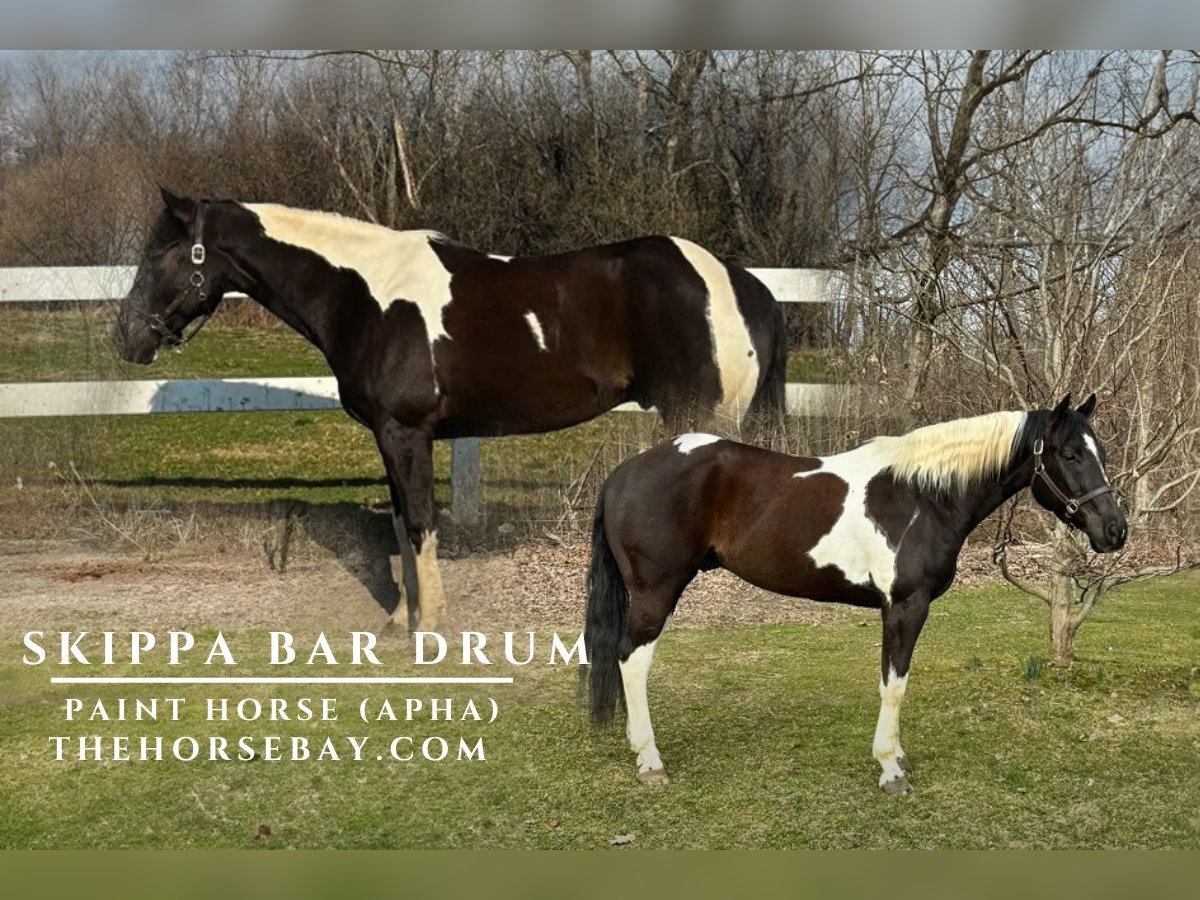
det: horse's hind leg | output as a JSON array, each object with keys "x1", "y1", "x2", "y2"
[
  {"x1": 620, "y1": 582, "x2": 687, "y2": 785},
  {"x1": 621, "y1": 637, "x2": 666, "y2": 784}
]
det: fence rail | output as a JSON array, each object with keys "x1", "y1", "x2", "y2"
[{"x1": 0, "y1": 265, "x2": 840, "y2": 523}]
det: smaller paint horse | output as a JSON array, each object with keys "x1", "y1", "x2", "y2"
[{"x1": 585, "y1": 396, "x2": 1127, "y2": 794}]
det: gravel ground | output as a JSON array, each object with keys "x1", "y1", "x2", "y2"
[{"x1": 0, "y1": 536, "x2": 853, "y2": 635}]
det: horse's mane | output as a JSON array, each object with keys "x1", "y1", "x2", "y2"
[
  {"x1": 243, "y1": 202, "x2": 451, "y2": 253},
  {"x1": 871, "y1": 410, "x2": 1030, "y2": 492}
]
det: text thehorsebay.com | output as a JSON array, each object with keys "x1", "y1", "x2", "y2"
[{"x1": 21, "y1": 630, "x2": 586, "y2": 764}]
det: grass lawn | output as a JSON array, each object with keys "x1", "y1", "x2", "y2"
[
  {"x1": 1, "y1": 575, "x2": 1197, "y2": 849},
  {"x1": 0, "y1": 306, "x2": 662, "y2": 515},
  {"x1": 0, "y1": 306, "x2": 819, "y2": 518}
]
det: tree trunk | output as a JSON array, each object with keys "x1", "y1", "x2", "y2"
[
  {"x1": 1048, "y1": 526, "x2": 1079, "y2": 665},
  {"x1": 1049, "y1": 580, "x2": 1078, "y2": 665}
]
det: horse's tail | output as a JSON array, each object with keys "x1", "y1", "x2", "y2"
[
  {"x1": 584, "y1": 486, "x2": 629, "y2": 725},
  {"x1": 746, "y1": 291, "x2": 788, "y2": 440}
]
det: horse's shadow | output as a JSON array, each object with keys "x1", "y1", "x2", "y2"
[{"x1": 258, "y1": 499, "x2": 402, "y2": 617}]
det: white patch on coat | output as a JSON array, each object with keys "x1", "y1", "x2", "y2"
[
  {"x1": 619, "y1": 640, "x2": 663, "y2": 774},
  {"x1": 673, "y1": 433, "x2": 720, "y2": 455},
  {"x1": 669, "y1": 237, "x2": 759, "y2": 420},
  {"x1": 1083, "y1": 434, "x2": 1109, "y2": 484},
  {"x1": 873, "y1": 665, "x2": 909, "y2": 786},
  {"x1": 245, "y1": 203, "x2": 456, "y2": 344},
  {"x1": 793, "y1": 442, "x2": 899, "y2": 600},
  {"x1": 488, "y1": 254, "x2": 512, "y2": 262},
  {"x1": 524, "y1": 311, "x2": 547, "y2": 352}
]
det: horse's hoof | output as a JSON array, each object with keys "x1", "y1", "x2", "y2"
[
  {"x1": 880, "y1": 775, "x2": 912, "y2": 796},
  {"x1": 898, "y1": 754, "x2": 913, "y2": 774},
  {"x1": 378, "y1": 620, "x2": 407, "y2": 641},
  {"x1": 637, "y1": 768, "x2": 670, "y2": 786}
]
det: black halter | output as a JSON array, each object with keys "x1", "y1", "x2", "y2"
[
  {"x1": 1031, "y1": 438, "x2": 1113, "y2": 518},
  {"x1": 143, "y1": 206, "x2": 213, "y2": 349}
]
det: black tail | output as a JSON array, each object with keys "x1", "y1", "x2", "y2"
[
  {"x1": 739, "y1": 266, "x2": 787, "y2": 440},
  {"x1": 584, "y1": 488, "x2": 629, "y2": 725}
]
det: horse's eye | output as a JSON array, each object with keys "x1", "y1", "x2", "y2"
[{"x1": 1061, "y1": 450, "x2": 1078, "y2": 462}]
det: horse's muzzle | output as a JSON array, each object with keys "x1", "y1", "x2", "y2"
[
  {"x1": 1090, "y1": 519, "x2": 1128, "y2": 553},
  {"x1": 112, "y1": 317, "x2": 159, "y2": 365}
]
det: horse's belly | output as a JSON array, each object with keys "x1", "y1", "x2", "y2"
[
  {"x1": 439, "y1": 362, "x2": 626, "y2": 435},
  {"x1": 720, "y1": 518, "x2": 893, "y2": 608},
  {"x1": 728, "y1": 552, "x2": 887, "y2": 608}
]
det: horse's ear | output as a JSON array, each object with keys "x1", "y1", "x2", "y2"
[
  {"x1": 1049, "y1": 394, "x2": 1072, "y2": 424},
  {"x1": 1076, "y1": 392, "x2": 1097, "y2": 419},
  {"x1": 159, "y1": 187, "x2": 195, "y2": 226}
]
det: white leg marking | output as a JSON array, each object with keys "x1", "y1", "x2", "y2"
[
  {"x1": 411, "y1": 530, "x2": 446, "y2": 631},
  {"x1": 524, "y1": 311, "x2": 548, "y2": 352},
  {"x1": 873, "y1": 665, "x2": 909, "y2": 786},
  {"x1": 669, "y1": 237, "x2": 760, "y2": 421},
  {"x1": 673, "y1": 433, "x2": 720, "y2": 455},
  {"x1": 619, "y1": 640, "x2": 664, "y2": 774}
]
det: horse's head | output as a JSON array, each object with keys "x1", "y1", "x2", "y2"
[
  {"x1": 1029, "y1": 393, "x2": 1127, "y2": 553},
  {"x1": 113, "y1": 189, "x2": 240, "y2": 364}
]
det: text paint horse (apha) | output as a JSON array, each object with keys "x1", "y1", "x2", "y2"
[
  {"x1": 585, "y1": 397, "x2": 1126, "y2": 793},
  {"x1": 115, "y1": 190, "x2": 786, "y2": 630}
]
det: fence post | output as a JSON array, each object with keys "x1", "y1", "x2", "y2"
[{"x1": 451, "y1": 437, "x2": 482, "y2": 526}]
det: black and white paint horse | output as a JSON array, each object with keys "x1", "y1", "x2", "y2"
[
  {"x1": 585, "y1": 396, "x2": 1127, "y2": 793},
  {"x1": 113, "y1": 190, "x2": 786, "y2": 630}
]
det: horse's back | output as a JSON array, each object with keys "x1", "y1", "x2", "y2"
[
  {"x1": 602, "y1": 435, "x2": 892, "y2": 607},
  {"x1": 428, "y1": 234, "x2": 780, "y2": 433},
  {"x1": 495, "y1": 236, "x2": 778, "y2": 423}
]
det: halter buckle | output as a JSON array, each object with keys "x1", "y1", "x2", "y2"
[
  {"x1": 189, "y1": 270, "x2": 205, "y2": 288},
  {"x1": 190, "y1": 243, "x2": 206, "y2": 265}
]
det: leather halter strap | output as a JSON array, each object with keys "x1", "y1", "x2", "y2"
[
  {"x1": 1031, "y1": 438, "x2": 1113, "y2": 517},
  {"x1": 146, "y1": 205, "x2": 213, "y2": 348}
]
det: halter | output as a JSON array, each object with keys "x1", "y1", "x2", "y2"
[
  {"x1": 1031, "y1": 438, "x2": 1113, "y2": 518},
  {"x1": 142, "y1": 205, "x2": 214, "y2": 349}
]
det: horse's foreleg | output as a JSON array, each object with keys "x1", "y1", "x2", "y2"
[
  {"x1": 873, "y1": 594, "x2": 929, "y2": 795},
  {"x1": 376, "y1": 421, "x2": 444, "y2": 632},
  {"x1": 387, "y1": 480, "x2": 420, "y2": 631}
]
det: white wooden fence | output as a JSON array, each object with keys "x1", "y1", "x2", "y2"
[{"x1": 0, "y1": 265, "x2": 839, "y2": 523}]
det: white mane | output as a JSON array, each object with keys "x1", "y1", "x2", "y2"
[
  {"x1": 242, "y1": 203, "x2": 455, "y2": 341},
  {"x1": 870, "y1": 411, "x2": 1026, "y2": 492},
  {"x1": 244, "y1": 203, "x2": 447, "y2": 253}
]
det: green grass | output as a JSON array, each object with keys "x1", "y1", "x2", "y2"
[
  {"x1": 0, "y1": 307, "x2": 659, "y2": 517},
  {"x1": 0, "y1": 307, "x2": 328, "y2": 383},
  {"x1": 2, "y1": 307, "x2": 840, "y2": 385},
  {"x1": 786, "y1": 349, "x2": 838, "y2": 384},
  {"x1": 0, "y1": 309, "x2": 834, "y2": 518},
  {"x1": 1, "y1": 575, "x2": 1198, "y2": 849},
  {"x1": 0, "y1": 410, "x2": 650, "y2": 519}
]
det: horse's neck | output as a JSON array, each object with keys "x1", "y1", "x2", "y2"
[
  {"x1": 951, "y1": 452, "x2": 1037, "y2": 538},
  {"x1": 226, "y1": 235, "x2": 364, "y2": 366}
]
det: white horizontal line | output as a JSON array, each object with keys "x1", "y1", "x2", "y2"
[{"x1": 50, "y1": 676, "x2": 514, "y2": 685}]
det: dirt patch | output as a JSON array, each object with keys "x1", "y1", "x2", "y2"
[
  {"x1": 0, "y1": 536, "x2": 851, "y2": 635},
  {"x1": 49, "y1": 560, "x2": 148, "y2": 583}
]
